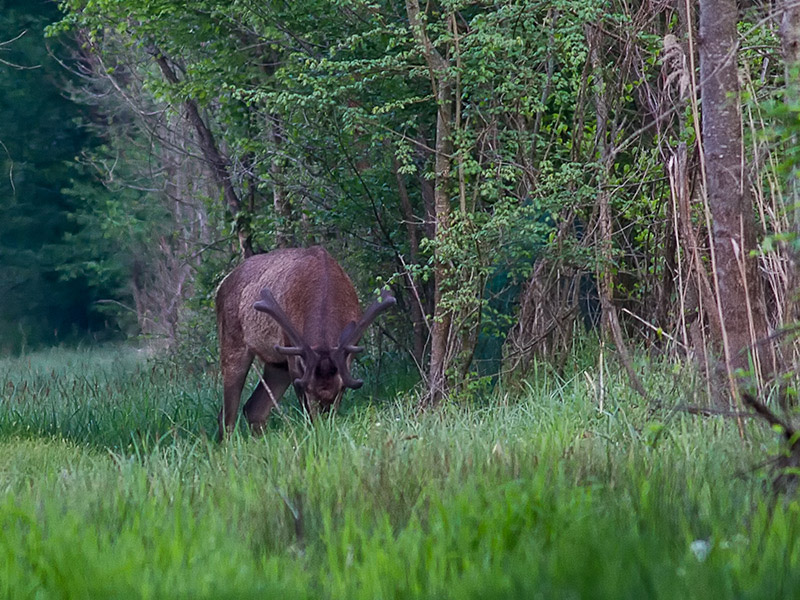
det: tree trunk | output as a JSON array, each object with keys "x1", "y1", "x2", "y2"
[
  {"x1": 781, "y1": 1, "x2": 800, "y2": 90},
  {"x1": 780, "y1": 0, "x2": 800, "y2": 324},
  {"x1": 406, "y1": 0, "x2": 454, "y2": 405},
  {"x1": 427, "y1": 78, "x2": 454, "y2": 405},
  {"x1": 698, "y1": 0, "x2": 772, "y2": 378}
]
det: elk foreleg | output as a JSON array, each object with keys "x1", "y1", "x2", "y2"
[{"x1": 244, "y1": 362, "x2": 291, "y2": 433}]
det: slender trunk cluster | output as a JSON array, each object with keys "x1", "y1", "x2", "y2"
[
  {"x1": 151, "y1": 49, "x2": 253, "y2": 259},
  {"x1": 587, "y1": 24, "x2": 648, "y2": 399}
]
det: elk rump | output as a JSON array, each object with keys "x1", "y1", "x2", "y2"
[{"x1": 215, "y1": 246, "x2": 394, "y2": 437}]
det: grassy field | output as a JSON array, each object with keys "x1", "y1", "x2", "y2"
[{"x1": 0, "y1": 346, "x2": 797, "y2": 599}]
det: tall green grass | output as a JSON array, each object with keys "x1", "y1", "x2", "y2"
[{"x1": 0, "y1": 346, "x2": 796, "y2": 599}]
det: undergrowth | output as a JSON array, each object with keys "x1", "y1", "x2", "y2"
[{"x1": 0, "y1": 346, "x2": 795, "y2": 599}]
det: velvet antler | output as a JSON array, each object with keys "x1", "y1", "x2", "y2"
[{"x1": 333, "y1": 289, "x2": 396, "y2": 389}]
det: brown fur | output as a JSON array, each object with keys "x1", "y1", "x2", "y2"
[{"x1": 216, "y1": 246, "x2": 386, "y2": 438}]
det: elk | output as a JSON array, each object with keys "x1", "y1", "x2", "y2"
[{"x1": 215, "y1": 246, "x2": 395, "y2": 438}]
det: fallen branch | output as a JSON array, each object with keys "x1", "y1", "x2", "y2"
[
  {"x1": 741, "y1": 392, "x2": 796, "y2": 443},
  {"x1": 674, "y1": 403, "x2": 756, "y2": 419}
]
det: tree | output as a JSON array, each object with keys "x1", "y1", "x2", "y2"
[
  {"x1": 0, "y1": 1, "x2": 106, "y2": 352},
  {"x1": 405, "y1": 0, "x2": 454, "y2": 404},
  {"x1": 698, "y1": 0, "x2": 773, "y2": 385},
  {"x1": 780, "y1": 0, "x2": 800, "y2": 325}
]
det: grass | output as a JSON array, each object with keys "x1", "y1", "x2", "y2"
[{"x1": 0, "y1": 345, "x2": 797, "y2": 598}]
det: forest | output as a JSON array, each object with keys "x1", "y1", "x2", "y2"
[{"x1": 2, "y1": 0, "x2": 800, "y2": 597}]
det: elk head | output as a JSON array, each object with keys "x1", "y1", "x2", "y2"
[{"x1": 253, "y1": 287, "x2": 396, "y2": 418}]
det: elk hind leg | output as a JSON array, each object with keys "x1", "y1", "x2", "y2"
[
  {"x1": 219, "y1": 349, "x2": 254, "y2": 440},
  {"x1": 244, "y1": 362, "x2": 291, "y2": 433}
]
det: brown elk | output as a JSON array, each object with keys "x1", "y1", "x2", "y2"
[{"x1": 215, "y1": 246, "x2": 395, "y2": 437}]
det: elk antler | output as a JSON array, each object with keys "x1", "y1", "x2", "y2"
[
  {"x1": 336, "y1": 321, "x2": 364, "y2": 354},
  {"x1": 338, "y1": 289, "x2": 396, "y2": 349},
  {"x1": 254, "y1": 286, "x2": 317, "y2": 389},
  {"x1": 333, "y1": 289, "x2": 396, "y2": 389},
  {"x1": 254, "y1": 287, "x2": 308, "y2": 355}
]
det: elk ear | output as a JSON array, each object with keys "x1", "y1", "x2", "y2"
[
  {"x1": 332, "y1": 348, "x2": 364, "y2": 390},
  {"x1": 345, "y1": 377, "x2": 364, "y2": 390}
]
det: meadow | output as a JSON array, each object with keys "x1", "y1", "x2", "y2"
[{"x1": 0, "y1": 346, "x2": 798, "y2": 599}]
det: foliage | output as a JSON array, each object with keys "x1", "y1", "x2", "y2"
[
  {"x1": 1, "y1": 0, "x2": 797, "y2": 404},
  {"x1": 45, "y1": 0, "x2": 623, "y2": 377}
]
